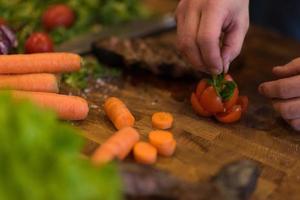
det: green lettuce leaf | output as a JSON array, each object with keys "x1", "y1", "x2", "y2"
[{"x1": 0, "y1": 93, "x2": 121, "y2": 200}]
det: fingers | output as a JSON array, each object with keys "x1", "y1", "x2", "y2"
[
  {"x1": 176, "y1": 0, "x2": 206, "y2": 72},
  {"x1": 261, "y1": 57, "x2": 300, "y2": 131},
  {"x1": 197, "y1": 4, "x2": 224, "y2": 74},
  {"x1": 273, "y1": 99, "x2": 300, "y2": 120},
  {"x1": 288, "y1": 119, "x2": 300, "y2": 131},
  {"x1": 272, "y1": 99, "x2": 300, "y2": 131},
  {"x1": 258, "y1": 75, "x2": 300, "y2": 99},
  {"x1": 273, "y1": 58, "x2": 300, "y2": 78},
  {"x1": 221, "y1": 20, "x2": 249, "y2": 73}
]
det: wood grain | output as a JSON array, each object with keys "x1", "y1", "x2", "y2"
[
  {"x1": 70, "y1": 28, "x2": 300, "y2": 200},
  {"x1": 64, "y1": 1, "x2": 300, "y2": 199}
]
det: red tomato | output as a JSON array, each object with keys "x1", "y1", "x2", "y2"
[
  {"x1": 215, "y1": 105, "x2": 242, "y2": 123},
  {"x1": 195, "y1": 79, "x2": 208, "y2": 100},
  {"x1": 25, "y1": 32, "x2": 54, "y2": 54},
  {"x1": 42, "y1": 4, "x2": 75, "y2": 31},
  {"x1": 190, "y1": 93, "x2": 212, "y2": 117},
  {"x1": 224, "y1": 87, "x2": 239, "y2": 110},
  {"x1": 200, "y1": 86, "x2": 225, "y2": 114},
  {"x1": 237, "y1": 96, "x2": 249, "y2": 113}
]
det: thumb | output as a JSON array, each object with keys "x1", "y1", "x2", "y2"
[{"x1": 221, "y1": 23, "x2": 248, "y2": 73}]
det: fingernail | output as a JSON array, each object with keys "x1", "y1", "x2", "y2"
[
  {"x1": 223, "y1": 58, "x2": 230, "y2": 73},
  {"x1": 224, "y1": 62, "x2": 230, "y2": 73},
  {"x1": 211, "y1": 68, "x2": 222, "y2": 75},
  {"x1": 273, "y1": 66, "x2": 283, "y2": 71}
]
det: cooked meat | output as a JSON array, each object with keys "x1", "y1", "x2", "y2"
[{"x1": 92, "y1": 36, "x2": 202, "y2": 78}]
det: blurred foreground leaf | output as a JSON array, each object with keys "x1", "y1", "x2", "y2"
[{"x1": 0, "y1": 93, "x2": 121, "y2": 200}]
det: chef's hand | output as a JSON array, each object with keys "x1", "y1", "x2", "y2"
[
  {"x1": 175, "y1": 0, "x2": 249, "y2": 74},
  {"x1": 259, "y1": 58, "x2": 300, "y2": 131}
]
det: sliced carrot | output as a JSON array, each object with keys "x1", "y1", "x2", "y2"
[
  {"x1": 158, "y1": 140, "x2": 176, "y2": 157},
  {"x1": 114, "y1": 112, "x2": 135, "y2": 131},
  {"x1": 152, "y1": 112, "x2": 174, "y2": 130},
  {"x1": 0, "y1": 53, "x2": 81, "y2": 74},
  {"x1": 11, "y1": 91, "x2": 89, "y2": 121},
  {"x1": 148, "y1": 130, "x2": 176, "y2": 157},
  {"x1": 104, "y1": 97, "x2": 135, "y2": 130},
  {"x1": 91, "y1": 127, "x2": 140, "y2": 165},
  {"x1": 0, "y1": 73, "x2": 59, "y2": 93},
  {"x1": 104, "y1": 97, "x2": 124, "y2": 114},
  {"x1": 237, "y1": 96, "x2": 249, "y2": 113},
  {"x1": 190, "y1": 93, "x2": 212, "y2": 117},
  {"x1": 133, "y1": 142, "x2": 157, "y2": 165}
]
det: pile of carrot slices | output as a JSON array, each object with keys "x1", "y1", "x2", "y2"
[
  {"x1": 91, "y1": 97, "x2": 177, "y2": 166},
  {"x1": 0, "y1": 53, "x2": 89, "y2": 120}
]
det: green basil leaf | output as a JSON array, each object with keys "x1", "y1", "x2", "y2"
[{"x1": 220, "y1": 81, "x2": 236, "y2": 101}]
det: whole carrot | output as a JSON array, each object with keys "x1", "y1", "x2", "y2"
[
  {"x1": 91, "y1": 127, "x2": 140, "y2": 165},
  {"x1": 0, "y1": 73, "x2": 59, "y2": 93},
  {"x1": 104, "y1": 97, "x2": 135, "y2": 130},
  {"x1": 11, "y1": 91, "x2": 89, "y2": 121},
  {"x1": 0, "y1": 53, "x2": 81, "y2": 74}
]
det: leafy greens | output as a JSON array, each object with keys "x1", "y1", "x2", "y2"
[
  {"x1": 62, "y1": 57, "x2": 121, "y2": 89},
  {"x1": 0, "y1": 0, "x2": 145, "y2": 51},
  {"x1": 0, "y1": 93, "x2": 121, "y2": 200}
]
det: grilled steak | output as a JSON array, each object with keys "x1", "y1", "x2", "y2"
[{"x1": 92, "y1": 36, "x2": 202, "y2": 78}]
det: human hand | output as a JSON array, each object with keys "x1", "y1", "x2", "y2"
[
  {"x1": 175, "y1": 0, "x2": 249, "y2": 74},
  {"x1": 259, "y1": 58, "x2": 300, "y2": 130}
]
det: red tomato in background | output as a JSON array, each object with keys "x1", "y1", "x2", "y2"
[
  {"x1": 25, "y1": 32, "x2": 54, "y2": 53},
  {"x1": 42, "y1": 4, "x2": 75, "y2": 31}
]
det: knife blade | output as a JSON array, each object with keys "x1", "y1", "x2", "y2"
[{"x1": 56, "y1": 14, "x2": 176, "y2": 54}]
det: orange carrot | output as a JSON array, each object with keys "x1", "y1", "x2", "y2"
[
  {"x1": 0, "y1": 53, "x2": 81, "y2": 74},
  {"x1": 152, "y1": 112, "x2": 174, "y2": 130},
  {"x1": 148, "y1": 130, "x2": 176, "y2": 157},
  {"x1": 104, "y1": 97, "x2": 135, "y2": 130},
  {"x1": 0, "y1": 73, "x2": 59, "y2": 93},
  {"x1": 11, "y1": 91, "x2": 89, "y2": 120},
  {"x1": 91, "y1": 127, "x2": 140, "y2": 165},
  {"x1": 133, "y1": 142, "x2": 157, "y2": 165}
]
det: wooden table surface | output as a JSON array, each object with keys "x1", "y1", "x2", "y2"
[{"x1": 75, "y1": 1, "x2": 300, "y2": 199}]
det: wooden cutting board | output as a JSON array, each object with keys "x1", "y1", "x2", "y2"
[{"x1": 69, "y1": 27, "x2": 300, "y2": 200}]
